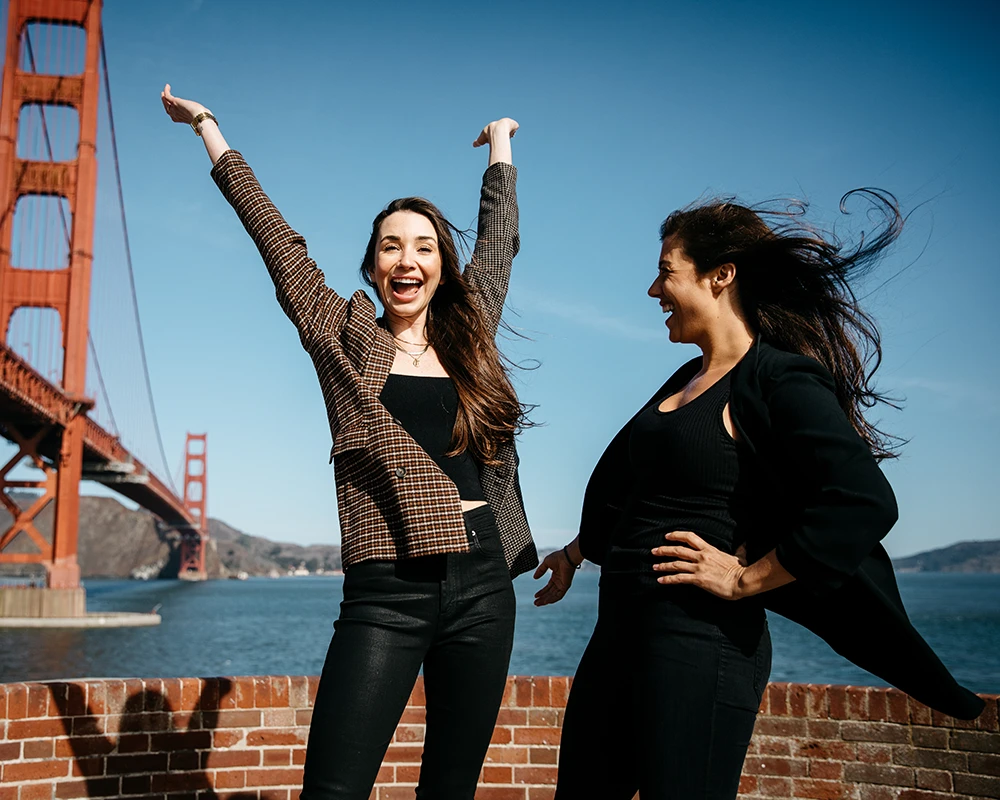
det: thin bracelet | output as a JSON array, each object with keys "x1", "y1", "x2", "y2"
[
  {"x1": 562, "y1": 545, "x2": 581, "y2": 570},
  {"x1": 191, "y1": 111, "x2": 217, "y2": 136}
]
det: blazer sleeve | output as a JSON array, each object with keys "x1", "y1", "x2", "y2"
[
  {"x1": 763, "y1": 356, "x2": 899, "y2": 591},
  {"x1": 211, "y1": 150, "x2": 347, "y2": 348},
  {"x1": 577, "y1": 422, "x2": 633, "y2": 565},
  {"x1": 463, "y1": 162, "x2": 519, "y2": 338}
]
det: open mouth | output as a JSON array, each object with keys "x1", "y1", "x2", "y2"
[
  {"x1": 390, "y1": 277, "x2": 423, "y2": 301},
  {"x1": 661, "y1": 303, "x2": 675, "y2": 323}
]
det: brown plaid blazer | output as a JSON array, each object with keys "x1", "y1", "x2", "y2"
[{"x1": 212, "y1": 151, "x2": 537, "y2": 577}]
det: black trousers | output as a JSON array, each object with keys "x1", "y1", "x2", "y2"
[
  {"x1": 555, "y1": 583, "x2": 771, "y2": 800},
  {"x1": 300, "y1": 504, "x2": 516, "y2": 800}
]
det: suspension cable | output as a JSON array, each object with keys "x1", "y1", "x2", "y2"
[{"x1": 99, "y1": 33, "x2": 177, "y2": 493}]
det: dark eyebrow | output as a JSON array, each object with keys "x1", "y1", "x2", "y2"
[
  {"x1": 658, "y1": 258, "x2": 673, "y2": 268},
  {"x1": 379, "y1": 234, "x2": 438, "y2": 243}
]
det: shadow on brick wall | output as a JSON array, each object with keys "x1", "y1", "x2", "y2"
[{"x1": 49, "y1": 678, "x2": 259, "y2": 799}]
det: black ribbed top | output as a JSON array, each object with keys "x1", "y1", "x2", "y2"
[
  {"x1": 604, "y1": 370, "x2": 750, "y2": 590},
  {"x1": 379, "y1": 374, "x2": 485, "y2": 502}
]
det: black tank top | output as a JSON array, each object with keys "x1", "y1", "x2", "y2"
[
  {"x1": 604, "y1": 370, "x2": 751, "y2": 590},
  {"x1": 379, "y1": 374, "x2": 485, "y2": 502}
]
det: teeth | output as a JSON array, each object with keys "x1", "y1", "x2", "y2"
[{"x1": 392, "y1": 278, "x2": 421, "y2": 285}]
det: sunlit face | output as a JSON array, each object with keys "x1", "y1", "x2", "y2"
[
  {"x1": 647, "y1": 239, "x2": 717, "y2": 345},
  {"x1": 373, "y1": 210, "x2": 443, "y2": 325}
]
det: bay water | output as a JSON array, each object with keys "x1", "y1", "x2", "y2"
[{"x1": 1, "y1": 572, "x2": 997, "y2": 695}]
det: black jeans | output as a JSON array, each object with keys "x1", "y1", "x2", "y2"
[
  {"x1": 555, "y1": 583, "x2": 771, "y2": 800},
  {"x1": 301, "y1": 504, "x2": 516, "y2": 800}
]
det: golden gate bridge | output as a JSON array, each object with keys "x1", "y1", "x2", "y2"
[{"x1": 0, "y1": 0, "x2": 208, "y2": 615}]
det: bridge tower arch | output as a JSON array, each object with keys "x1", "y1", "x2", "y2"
[{"x1": 0, "y1": 0, "x2": 103, "y2": 590}]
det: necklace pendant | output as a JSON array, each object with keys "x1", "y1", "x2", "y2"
[{"x1": 412, "y1": 357, "x2": 420, "y2": 367}]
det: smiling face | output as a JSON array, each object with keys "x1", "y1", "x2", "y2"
[
  {"x1": 372, "y1": 210, "x2": 444, "y2": 327},
  {"x1": 647, "y1": 239, "x2": 719, "y2": 345}
]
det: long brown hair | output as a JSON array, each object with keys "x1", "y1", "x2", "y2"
[
  {"x1": 360, "y1": 197, "x2": 529, "y2": 466},
  {"x1": 660, "y1": 189, "x2": 904, "y2": 460}
]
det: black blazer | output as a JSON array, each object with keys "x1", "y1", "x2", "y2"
[{"x1": 578, "y1": 339, "x2": 984, "y2": 720}]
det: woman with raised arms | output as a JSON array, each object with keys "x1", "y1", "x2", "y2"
[
  {"x1": 535, "y1": 192, "x2": 984, "y2": 799},
  {"x1": 162, "y1": 86, "x2": 536, "y2": 800}
]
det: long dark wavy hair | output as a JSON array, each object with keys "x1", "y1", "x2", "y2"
[
  {"x1": 360, "y1": 197, "x2": 529, "y2": 466},
  {"x1": 660, "y1": 189, "x2": 904, "y2": 460}
]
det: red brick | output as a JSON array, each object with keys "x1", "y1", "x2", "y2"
[
  {"x1": 23, "y1": 738, "x2": 53, "y2": 759},
  {"x1": 379, "y1": 788, "x2": 419, "y2": 800},
  {"x1": 142, "y1": 679, "x2": 165, "y2": 712},
  {"x1": 754, "y1": 717, "x2": 808, "y2": 738},
  {"x1": 120, "y1": 775, "x2": 152, "y2": 796},
  {"x1": 264, "y1": 708, "x2": 297, "y2": 727},
  {"x1": 255, "y1": 677, "x2": 273, "y2": 709},
  {"x1": 296, "y1": 709, "x2": 314, "y2": 726},
  {"x1": 244, "y1": 767, "x2": 304, "y2": 787},
  {"x1": 393, "y1": 725, "x2": 424, "y2": 743},
  {"x1": 0, "y1": 742, "x2": 19, "y2": 761},
  {"x1": 384, "y1": 745, "x2": 423, "y2": 763},
  {"x1": 270, "y1": 676, "x2": 290, "y2": 708},
  {"x1": 897, "y1": 792, "x2": 963, "y2": 800},
  {"x1": 951, "y1": 730, "x2": 1000, "y2": 753},
  {"x1": 767, "y1": 683, "x2": 789, "y2": 716},
  {"x1": 496, "y1": 709, "x2": 528, "y2": 726},
  {"x1": 169, "y1": 750, "x2": 201, "y2": 771},
  {"x1": 3, "y1": 758, "x2": 70, "y2": 781},
  {"x1": 843, "y1": 762, "x2": 914, "y2": 786},
  {"x1": 847, "y1": 686, "x2": 869, "y2": 719},
  {"x1": 106, "y1": 753, "x2": 170, "y2": 775},
  {"x1": 513, "y1": 677, "x2": 533, "y2": 707},
  {"x1": 214, "y1": 729, "x2": 245, "y2": 748},
  {"x1": 206, "y1": 750, "x2": 262, "y2": 768},
  {"x1": 476, "y1": 788, "x2": 528, "y2": 800},
  {"x1": 756, "y1": 737, "x2": 792, "y2": 756},
  {"x1": 858, "y1": 742, "x2": 892, "y2": 763},
  {"x1": 527, "y1": 709, "x2": 558, "y2": 727},
  {"x1": 977, "y1": 697, "x2": 999, "y2": 732},
  {"x1": 407, "y1": 678, "x2": 424, "y2": 708},
  {"x1": 483, "y1": 765, "x2": 514, "y2": 784},
  {"x1": 216, "y1": 709, "x2": 262, "y2": 728},
  {"x1": 214, "y1": 769, "x2": 248, "y2": 789},
  {"x1": 150, "y1": 771, "x2": 213, "y2": 793},
  {"x1": 809, "y1": 761, "x2": 843, "y2": 780},
  {"x1": 71, "y1": 755, "x2": 106, "y2": 778},
  {"x1": 528, "y1": 790, "x2": 555, "y2": 800},
  {"x1": 806, "y1": 719, "x2": 842, "y2": 740},
  {"x1": 247, "y1": 730, "x2": 305, "y2": 747},
  {"x1": 911, "y1": 727, "x2": 948, "y2": 749},
  {"x1": 485, "y1": 746, "x2": 529, "y2": 764},
  {"x1": 742, "y1": 757, "x2": 808, "y2": 777},
  {"x1": 530, "y1": 677, "x2": 551, "y2": 707},
  {"x1": 20, "y1": 785, "x2": 56, "y2": 800},
  {"x1": 234, "y1": 677, "x2": 255, "y2": 709},
  {"x1": 915, "y1": 768, "x2": 952, "y2": 792},
  {"x1": 858, "y1": 786, "x2": 896, "y2": 800},
  {"x1": 26, "y1": 684, "x2": 49, "y2": 717},
  {"x1": 969, "y1": 752, "x2": 1000, "y2": 776},
  {"x1": 514, "y1": 766, "x2": 557, "y2": 785},
  {"x1": 288, "y1": 676, "x2": 310, "y2": 708},
  {"x1": 0, "y1": 787, "x2": 18, "y2": 800},
  {"x1": 264, "y1": 748, "x2": 292, "y2": 766},
  {"x1": 512, "y1": 728, "x2": 560, "y2": 746},
  {"x1": 398, "y1": 708, "x2": 425, "y2": 725},
  {"x1": 491, "y1": 727, "x2": 513, "y2": 745},
  {"x1": 54, "y1": 778, "x2": 120, "y2": 799},
  {"x1": 908, "y1": 699, "x2": 932, "y2": 726},
  {"x1": 893, "y1": 745, "x2": 967, "y2": 771},
  {"x1": 795, "y1": 740, "x2": 855, "y2": 761},
  {"x1": 840, "y1": 721, "x2": 910, "y2": 744},
  {"x1": 8, "y1": 717, "x2": 66, "y2": 739},
  {"x1": 529, "y1": 747, "x2": 558, "y2": 765},
  {"x1": 954, "y1": 772, "x2": 1000, "y2": 797},
  {"x1": 391, "y1": 764, "x2": 415, "y2": 782},
  {"x1": 104, "y1": 680, "x2": 127, "y2": 716},
  {"x1": 151, "y1": 730, "x2": 213, "y2": 751},
  {"x1": 757, "y1": 776, "x2": 792, "y2": 796},
  {"x1": 117, "y1": 733, "x2": 151, "y2": 753},
  {"x1": 886, "y1": 690, "x2": 910, "y2": 724},
  {"x1": 791, "y1": 778, "x2": 852, "y2": 799},
  {"x1": 549, "y1": 678, "x2": 570, "y2": 710},
  {"x1": 827, "y1": 686, "x2": 848, "y2": 720},
  {"x1": 179, "y1": 678, "x2": 202, "y2": 712},
  {"x1": 6, "y1": 685, "x2": 27, "y2": 719}
]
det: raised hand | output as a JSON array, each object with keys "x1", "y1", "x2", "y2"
[
  {"x1": 472, "y1": 118, "x2": 519, "y2": 166},
  {"x1": 160, "y1": 83, "x2": 209, "y2": 125}
]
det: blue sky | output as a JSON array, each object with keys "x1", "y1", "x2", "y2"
[{"x1": 4, "y1": 0, "x2": 999, "y2": 558}]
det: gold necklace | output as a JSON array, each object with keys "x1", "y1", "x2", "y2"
[{"x1": 393, "y1": 339, "x2": 430, "y2": 367}]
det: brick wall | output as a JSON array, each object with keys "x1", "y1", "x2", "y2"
[{"x1": 0, "y1": 677, "x2": 997, "y2": 799}]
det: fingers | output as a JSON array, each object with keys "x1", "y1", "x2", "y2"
[
  {"x1": 663, "y1": 530, "x2": 704, "y2": 548},
  {"x1": 650, "y1": 544, "x2": 699, "y2": 560},
  {"x1": 533, "y1": 561, "x2": 550, "y2": 580},
  {"x1": 472, "y1": 118, "x2": 520, "y2": 147}
]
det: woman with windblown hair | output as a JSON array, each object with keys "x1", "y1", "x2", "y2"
[
  {"x1": 535, "y1": 191, "x2": 984, "y2": 799},
  {"x1": 162, "y1": 85, "x2": 536, "y2": 800}
]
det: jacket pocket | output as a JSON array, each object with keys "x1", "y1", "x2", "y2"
[{"x1": 329, "y1": 424, "x2": 369, "y2": 462}]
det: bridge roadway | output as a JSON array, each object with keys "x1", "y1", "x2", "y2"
[{"x1": 0, "y1": 342, "x2": 195, "y2": 528}]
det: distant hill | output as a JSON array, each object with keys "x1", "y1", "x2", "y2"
[
  {"x1": 892, "y1": 540, "x2": 1000, "y2": 573},
  {"x1": 0, "y1": 494, "x2": 340, "y2": 580}
]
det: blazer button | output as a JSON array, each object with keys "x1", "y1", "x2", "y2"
[{"x1": 395, "y1": 467, "x2": 406, "y2": 479}]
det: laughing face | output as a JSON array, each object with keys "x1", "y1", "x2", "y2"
[
  {"x1": 647, "y1": 239, "x2": 717, "y2": 345},
  {"x1": 373, "y1": 210, "x2": 444, "y2": 327}
]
